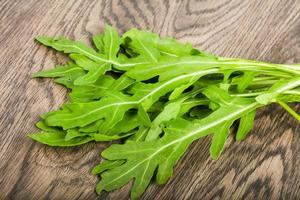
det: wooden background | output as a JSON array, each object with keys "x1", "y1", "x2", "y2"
[{"x1": 1, "y1": 0, "x2": 300, "y2": 199}]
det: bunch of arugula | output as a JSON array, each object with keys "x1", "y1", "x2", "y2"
[{"x1": 29, "y1": 24, "x2": 300, "y2": 199}]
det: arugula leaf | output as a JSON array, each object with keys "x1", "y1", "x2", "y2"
[
  {"x1": 32, "y1": 63, "x2": 84, "y2": 78},
  {"x1": 101, "y1": 24, "x2": 121, "y2": 60},
  {"x1": 123, "y1": 28, "x2": 160, "y2": 62},
  {"x1": 44, "y1": 92, "x2": 134, "y2": 129},
  {"x1": 36, "y1": 36, "x2": 107, "y2": 62},
  {"x1": 156, "y1": 37, "x2": 199, "y2": 57},
  {"x1": 92, "y1": 160, "x2": 125, "y2": 175},
  {"x1": 137, "y1": 105, "x2": 152, "y2": 127},
  {"x1": 94, "y1": 132, "x2": 134, "y2": 141},
  {"x1": 69, "y1": 54, "x2": 111, "y2": 85},
  {"x1": 236, "y1": 111, "x2": 256, "y2": 140},
  {"x1": 237, "y1": 72, "x2": 256, "y2": 92},
  {"x1": 28, "y1": 131, "x2": 94, "y2": 146},
  {"x1": 210, "y1": 121, "x2": 233, "y2": 160},
  {"x1": 146, "y1": 99, "x2": 183, "y2": 141},
  {"x1": 256, "y1": 77, "x2": 300, "y2": 104}
]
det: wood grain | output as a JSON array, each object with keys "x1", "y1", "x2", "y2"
[{"x1": 0, "y1": 0, "x2": 300, "y2": 199}]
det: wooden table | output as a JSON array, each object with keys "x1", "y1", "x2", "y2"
[{"x1": 1, "y1": 0, "x2": 300, "y2": 199}]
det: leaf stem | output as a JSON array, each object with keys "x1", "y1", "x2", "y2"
[
  {"x1": 232, "y1": 89, "x2": 300, "y2": 98},
  {"x1": 277, "y1": 100, "x2": 300, "y2": 122}
]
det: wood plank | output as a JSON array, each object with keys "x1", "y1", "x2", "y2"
[{"x1": 0, "y1": 0, "x2": 299, "y2": 199}]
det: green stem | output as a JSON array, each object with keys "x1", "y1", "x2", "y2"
[
  {"x1": 277, "y1": 100, "x2": 300, "y2": 122},
  {"x1": 233, "y1": 89, "x2": 300, "y2": 98}
]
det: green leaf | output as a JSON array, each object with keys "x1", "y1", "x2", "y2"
[
  {"x1": 76, "y1": 64, "x2": 111, "y2": 86},
  {"x1": 123, "y1": 28, "x2": 160, "y2": 62},
  {"x1": 92, "y1": 24, "x2": 121, "y2": 59},
  {"x1": 156, "y1": 37, "x2": 197, "y2": 57},
  {"x1": 36, "y1": 120, "x2": 63, "y2": 133},
  {"x1": 79, "y1": 120, "x2": 104, "y2": 133},
  {"x1": 126, "y1": 56, "x2": 215, "y2": 81},
  {"x1": 126, "y1": 56, "x2": 299, "y2": 82},
  {"x1": 137, "y1": 105, "x2": 152, "y2": 127},
  {"x1": 128, "y1": 126, "x2": 149, "y2": 142},
  {"x1": 54, "y1": 74, "x2": 83, "y2": 89},
  {"x1": 32, "y1": 63, "x2": 83, "y2": 78},
  {"x1": 256, "y1": 77, "x2": 300, "y2": 104},
  {"x1": 28, "y1": 131, "x2": 93, "y2": 146},
  {"x1": 109, "y1": 75, "x2": 135, "y2": 91},
  {"x1": 36, "y1": 36, "x2": 109, "y2": 63},
  {"x1": 237, "y1": 72, "x2": 256, "y2": 92},
  {"x1": 69, "y1": 75, "x2": 116, "y2": 102},
  {"x1": 146, "y1": 100, "x2": 183, "y2": 141},
  {"x1": 92, "y1": 33, "x2": 104, "y2": 52},
  {"x1": 69, "y1": 54, "x2": 111, "y2": 86},
  {"x1": 94, "y1": 132, "x2": 134, "y2": 141},
  {"x1": 102, "y1": 24, "x2": 121, "y2": 60},
  {"x1": 209, "y1": 121, "x2": 233, "y2": 160},
  {"x1": 168, "y1": 75, "x2": 199, "y2": 100},
  {"x1": 69, "y1": 54, "x2": 100, "y2": 70},
  {"x1": 92, "y1": 160, "x2": 125, "y2": 175},
  {"x1": 45, "y1": 92, "x2": 134, "y2": 129},
  {"x1": 202, "y1": 85, "x2": 233, "y2": 106},
  {"x1": 179, "y1": 98, "x2": 209, "y2": 116},
  {"x1": 108, "y1": 112, "x2": 140, "y2": 135},
  {"x1": 65, "y1": 129, "x2": 91, "y2": 141},
  {"x1": 236, "y1": 110, "x2": 256, "y2": 140}
]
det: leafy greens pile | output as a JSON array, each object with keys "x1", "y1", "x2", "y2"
[{"x1": 29, "y1": 24, "x2": 300, "y2": 199}]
